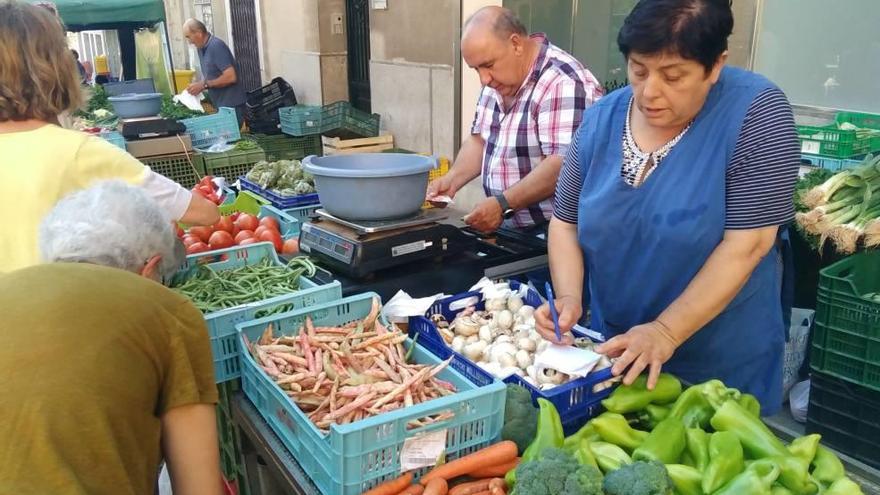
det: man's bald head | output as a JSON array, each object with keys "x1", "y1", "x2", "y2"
[
  {"x1": 463, "y1": 6, "x2": 528, "y2": 41},
  {"x1": 183, "y1": 18, "x2": 209, "y2": 47}
]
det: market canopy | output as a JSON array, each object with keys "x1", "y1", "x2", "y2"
[{"x1": 28, "y1": 0, "x2": 165, "y2": 31}]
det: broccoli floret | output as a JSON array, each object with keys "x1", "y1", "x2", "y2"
[
  {"x1": 510, "y1": 448, "x2": 603, "y2": 495},
  {"x1": 501, "y1": 384, "x2": 538, "y2": 454},
  {"x1": 602, "y1": 460, "x2": 672, "y2": 495}
]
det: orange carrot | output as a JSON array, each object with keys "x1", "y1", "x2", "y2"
[
  {"x1": 363, "y1": 472, "x2": 413, "y2": 495},
  {"x1": 423, "y1": 478, "x2": 448, "y2": 495},
  {"x1": 420, "y1": 441, "x2": 518, "y2": 485},
  {"x1": 466, "y1": 458, "x2": 520, "y2": 478},
  {"x1": 487, "y1": 478, "x2": 506, "y2": 495},
  {"x1": 397, "y1": 485, "x2": 425, "y2": 495},
  {"x1": 448, "y1": 479, "x2": 492, "y2": 495}
]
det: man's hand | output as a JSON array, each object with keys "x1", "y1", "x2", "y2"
[
  {"x1": 426, "y1": 175, "x2": 457, "y2": 208},
  {"x1": 534, "y1": 295, "x2": 582, "y2": 345},
  {"x1": 463, "y1": 196, "x2": 504, "y2": 233},
  {"x1": 186, "y1": 81, "x2": 206, "y2": 96}
]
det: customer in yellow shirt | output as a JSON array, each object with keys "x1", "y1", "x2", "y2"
[
  {"x1": 0, "y1": 1, "x2": 220, "y2": 273},
  {"x1": 0, "y1": 181, "x2": 224, "y2": 495}
]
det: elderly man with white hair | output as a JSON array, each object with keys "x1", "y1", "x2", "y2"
[{"x1": 0, "y1": 181, "x2": 224, "y2": 495}]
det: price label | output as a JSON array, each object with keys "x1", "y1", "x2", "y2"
[{"x1": 400, "y1": 429, "x2": 447, "y2": 472}]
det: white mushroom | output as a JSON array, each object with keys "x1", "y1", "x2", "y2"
[
  {"x1": 463, "y1": 340, "x2": 488, "y2": 361},
  {"x1": 536, "y1": 368, "x2": 567, "y2": 386},
  {"x1": 478, "y1": 361, "x2": 502, "y2": 377},
  {"x1": 500, "y1": 366, "x2": 524, "y2": 378},
  {"x1": 452, "y1": 315, "x2": 480, "y2": 337},
  {"x1": 466, "y1": 335, "x2": 480, "y2": 344},
  {"x1": 490, "y1": 342, "x2": 518, "y2": 362},
  {"x1": 507, "y1": 295, "x2": 524, "y2": 313},
  {"x1": 496, "y1": 310, "x2": 514, "y2": 330},
  {"x1": 498, "y1": 352, "x2": 517, "y2": 369},
  {"x1": 485, "y1": 298, "x2": 507, "y2": 312},
  {"x1": 479, "y1": 325, "x2": 494, "y2": 343},
  {"x1": 517, "y1": 337, "x2": 537, "y2": 353},
  {"x1": 537, "y1": 340, "x2": 550, "y2": 353},
  {"x1": 526, "y1": 365, "x2": 537, "y2": 381},
  {"x1": 517, "y1": 305, "x2": 535, "y2": 320},
  {"x1": 495, "y1": 335, "x2": 513, "y2": 345},
  {"x1": 451, "y1": 336, "x2": 466, "y2": 354},
  {"x1": 515, "y1": 349, "x2": 532, "y2": 369}
]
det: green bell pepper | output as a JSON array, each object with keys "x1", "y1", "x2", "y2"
[
  {"x1": 738, "y1": 393, "x2": 762, "y2": 417},
  {"x1": 685, "y1": 427, "x2": 710, "y2": 472},
  {"x1": 702, "y1": 431, "x2": 744, "y2": 493},
  {"x1": 521, "y1": 398, "x2": 564, "y2": 462},
  {"x1": 592, "y1": 412, "x2": 650, "y2": 451},
  {"x1": 666, "y1": 464, "x2": 703, "y2": 495},
  {"x1": 812, "y1": 445, "x2": 846, "y2": 485},
  {"x1": 788, "y1": 434, "x2": 821, "y2": 465},
  {"x1": 638, "y1": 404, "x2": 671, "y2": 429},
  {"x1": 710, "y1": 399, "x2": 788, "y2": 459},
  {"x1": 768, "y1": 456, "x2": 818, "y2": 495},
  {"x1": 600, "y1": 373, "x2": 682, "y2": 414},
  {"x1": 714, "y1": 458, "x2": 780, "y2": 495},
  {"x1": 668, "y1": 380, "x2": 739, "y2": 428},
  {"x1": 589, "y1": 441, "x2": 633, "y2": 474},
  {"x1": 574, "y1": 439, "x2": 599, "y2": 470},
  {"x1": 562, "y1": 422, "x2": 598, "y2": 453},
  {"x1": 825, "y1": 477, "x2": 865, "y2": 495},
  {"x1": 633, "y1": 416, "x2": 686, "y2": 464},
  {"x1": 771, "y1": 485, "x2": 794, "y2": 495}
]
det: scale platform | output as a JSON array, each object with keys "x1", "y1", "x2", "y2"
[{"x1": 299, "y1": 209, "x2": 475, "y2": 278}]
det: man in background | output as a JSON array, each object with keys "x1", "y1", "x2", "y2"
[{"x1": 183, "y1": 18, "x2": 247, "y2": 127}]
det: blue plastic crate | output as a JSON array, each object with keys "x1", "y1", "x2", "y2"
[
  {"x1": 173, "y1": 242, "x2": 342, "y2": 383},
  {"x1": 100, "y1": 130, "x2": 126, "y2": 150},
  {"x1": 259, "y1": 204, "x2": 301, "y2": 239},
  {"x1": 239, "y1": 176, "x2": 320, "y2": 209},
  {"x1": 409, "y1": 280, "x2": 617, "y2": 434},
  {"x1": 800, "y1": 154, "x2": 866, "y2": 172},
  {"x1": 279, "y1": 105, "x2": 323, "y2": 137},
  {"x1": 181, "y1": 107, "x2": 242, "y2": 148},
  {"x1": 236, "y1": 293, "x2": 506, "y2": 495},
  {"x1": 282, "y1": 204, "x2": 322, "y2": 223}
]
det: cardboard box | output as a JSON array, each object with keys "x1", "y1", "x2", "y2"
[{"x1": 126, "y1": 134, "x2": 193, "y2": 159}]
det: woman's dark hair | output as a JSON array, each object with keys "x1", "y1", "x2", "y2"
[{"x1": 617, "y1": 0, "x2": 734, "y2": 73}]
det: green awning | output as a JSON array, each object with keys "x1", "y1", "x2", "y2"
[{"x1": 29, "y1": 0, "x2": 165, "y2": 31}]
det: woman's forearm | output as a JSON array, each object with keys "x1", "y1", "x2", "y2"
[
  {"x1": 548, "y1": 217, "x2": 585, "y2": 303},
  {"x1": 658, "y1": 226, "x2": 779, "y2": 344}
]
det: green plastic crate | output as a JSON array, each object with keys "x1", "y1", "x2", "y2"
[
  {"x1": 321, "y1": 101, "x2": 381, "y2": 139},
  {"x1": 836, "y1": 111, "x2": 880, "y2": 152},
  {"x1": 252, "y1": 133, "x2": 322, "y2": 161},
  {"x1": 203, "y1": 148, "x2": 266, "y2": 182},
  {"x1": 279, "y1": 105, "x2": 323, "y2": 137},
  {"x1": 811, "y1": 250, "x2": 880, "y2": 391},
  {"x1": 797, "y1": 124, "x2": 873, "y2": 158},
  {"x1": 141, "y1": 152, "x2": 205, "y2": 189}
]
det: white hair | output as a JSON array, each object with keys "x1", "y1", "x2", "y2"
[{"x1": 39, "y1": 181, "x2": 184, "y2": 279}]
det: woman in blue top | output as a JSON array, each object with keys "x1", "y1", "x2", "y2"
[{"x1": 535, "y1": 0, "x2": 799, "y2": 414}]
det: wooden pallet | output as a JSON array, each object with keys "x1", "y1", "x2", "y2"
[{"x1": 321, "y1": 134, "x2": 394, "y2": 155}]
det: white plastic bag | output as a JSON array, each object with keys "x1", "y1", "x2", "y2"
[
  {"x1": 789, "y1": 379, "x2": 810, "y2": 423},
  {"x1": 783, "y1": 308, "x2": 815, "y2": 397},
  {"x1": 158, "y1": 463, "x2": 173, "y2": 495}
]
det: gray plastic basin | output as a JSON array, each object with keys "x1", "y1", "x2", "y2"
[
  {"x1": 108, "y1": 92, "x2": 162, "y2": 119},
  {"x1": 302, "y1": 153, "x2": 436, "y2": 221}
]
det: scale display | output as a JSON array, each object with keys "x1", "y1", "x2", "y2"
[{"x1": 300, "y1": 223, "x2": 355, "y2": 263}]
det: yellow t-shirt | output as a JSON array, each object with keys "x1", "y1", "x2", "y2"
[
  {"x1": 0, "y1": 125, "x2": 147, "y2": 273},
  {"x1": 0, "y1": 263, "x2": 218, "y2": 495}
]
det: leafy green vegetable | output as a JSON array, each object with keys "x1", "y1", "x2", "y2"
[
  {"x1": 794, "y1": 168, "x2": 834, "y2": 213},
  {"x1": 246, "y1": 159, "x2": 316, "y2": 197},
  {"x1": 510, "y1": 448, "x2": 604, "y2": 495},
  {"x1": 160, "y1": 94, "x2": 204, "y2": 120},
  {"x1": 602, "y1": 460, "x2": 673, "y2": 495}
]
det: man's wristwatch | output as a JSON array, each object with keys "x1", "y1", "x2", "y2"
[
  {"x1": 203, "y1": 80, "x2": 210, "y2": 90},
  {"x1": 494, "y1": 193, "x2": 516, "y2": 219}
]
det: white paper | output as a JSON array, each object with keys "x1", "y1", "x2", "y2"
[
  {"x1": 381, "y1": 290, "x2": 447, "y2": 323},
  {"x1": 534, "y1": 343, "x2": 602, "y2": 378},
  {"x1": 572, "y1": 324, "x2": 606, "y2": 343},
  {"x1": 400, "y1": 429, "x2": 447, "y2": 472},
  {"x1": 426, "y1": 194, "x2": 455, "y2": 206},
  {"x1": 173, "y1": 90, "x2": 205, "y2": 112},
  {"x1": 468, "y1": 278, "x2": 529, "y2": 301}
]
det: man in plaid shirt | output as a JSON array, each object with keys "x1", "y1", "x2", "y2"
[{"x1": 427, "y1": 6, "x2": 602, "y2": 233}]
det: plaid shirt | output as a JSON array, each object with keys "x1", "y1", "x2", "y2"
[{"x1": 471, "y1": 34, "x2": 602, "y2": 228}]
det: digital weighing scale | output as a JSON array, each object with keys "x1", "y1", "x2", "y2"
[{"x1": 299, "y1": 209, "x2": 478, "y2": 278}]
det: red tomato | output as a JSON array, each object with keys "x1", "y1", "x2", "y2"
[
  {"x1": 213, "y1": 216, "x2": 235, "y2": 234},
  {"x1": 253, "y1": 225, "x2": 270, "y2": 238},
  {"x1": 234, "y1": 230, "x2": 254, "y2": 244},
  {"x1": 208, "y1": 230, "x2": 235, "y2": 250},
  {"x1": 259, "y1": 229, "x2": 283, "y2": 252},
  {"x1": 282, "y1": 238, "x2": 300, "y2": 255},
  {"x1": 238, "y1": 238, "x2": 258, "y2": 246},
  {"x1": 230, "y1": 212, "x2": 241, "y2": 222},
  {"x1": 259, "y1": 216, "x2": 281, "y2": 232},
  {"x1": 186, "y1": 242, "x2": 210, "y2": 254},
  {"x1": 175, "y1": 226, "x2": 185, "y2": 238},
  {"x1": 235, "y1": 213, "x2": 259, "y2": 232},
  {"x1": 188, "y1": 226, "x2": 214, "y2": 243},
  {"x1": 182, "y1": 235, "x2": 201, "y2": 247}
]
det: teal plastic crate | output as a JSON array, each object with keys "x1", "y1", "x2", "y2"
[
  {"x1": 100, "y1": 130, "x2": 126, "y2": 150},
  {"x1": 236, "y1": 293, "x2": 506, "y2": 495},
  {"x1": 281, "y1": 204, "x2": 321, "y2": 223},
  {"x1": 182, "y1": 107, "x2": 242, "y2": 148},
  {"x1": 321, "y1": 101, "x2": 380, "y2": 139},
  {"x1": 800, "y1": 154, "x2": 866, "y2": 172},
  {"x1": 280, "y1": 105, "x2": 323, "y2": 137},
  {"x1": 173, "y1": 243, "x2": 342, "y2": 383},
  {"x1": 259, "y1": 204, "x2": 301, "y2": 239}
]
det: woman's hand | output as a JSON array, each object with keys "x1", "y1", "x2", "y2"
[
  {"x1": 534, "y1": 295, "x2": 582, "y2": 345},
  {"x1": 595, "y1": 321, "x2": 679, "y2": 388}
]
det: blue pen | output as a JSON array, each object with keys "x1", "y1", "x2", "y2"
[{"x1": 545, "y1": 281, "x2": 563, "y2": 342}]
